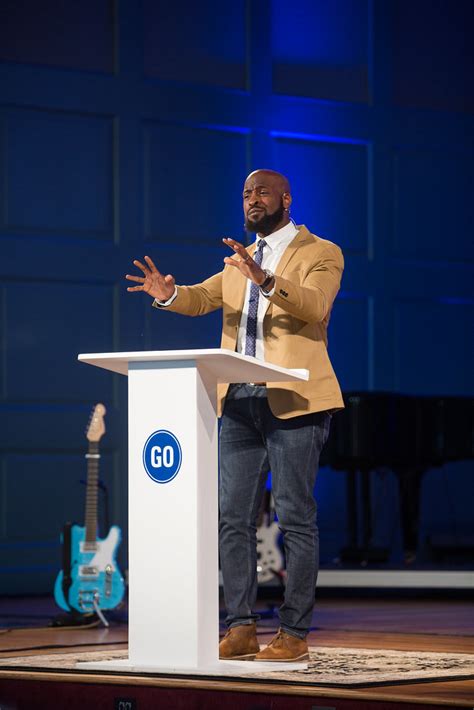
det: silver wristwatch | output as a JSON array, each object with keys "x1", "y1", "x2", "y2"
[{"x1": 260, "y1": 268, "x2": 275, "y2": 292}]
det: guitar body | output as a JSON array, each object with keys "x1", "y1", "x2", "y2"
[{"x1": 54, "y1": 524, "x2": 125, "y2": 613}]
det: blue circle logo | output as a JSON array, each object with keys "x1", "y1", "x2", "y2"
[{"x1": 143, "y1": 430, "x2": 182, "y2": 484}]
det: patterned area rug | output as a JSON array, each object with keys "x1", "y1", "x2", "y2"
[{"x1": 1, "y1": 647, "x2": 474, "y2": 687}]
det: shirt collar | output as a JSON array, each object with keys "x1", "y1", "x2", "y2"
[{"x1": 255, "y1": 221, "x2": 298, "y2": 250}]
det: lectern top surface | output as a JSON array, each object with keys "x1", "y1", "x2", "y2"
[{"x1": 78, "y1": 348, "x2": 309, "y2": 383}]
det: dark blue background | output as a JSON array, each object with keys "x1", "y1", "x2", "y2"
[{"x1": 0, "y1": 0, "x2": 472, "y2": 593}]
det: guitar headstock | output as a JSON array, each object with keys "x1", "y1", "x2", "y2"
[{"x1": 86, "y1": 403, "x2": 106, "y2": 442}]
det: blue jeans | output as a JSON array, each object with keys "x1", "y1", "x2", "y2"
[{"x1": 219, "y1": 384, "x2": 331, "y2": 639}]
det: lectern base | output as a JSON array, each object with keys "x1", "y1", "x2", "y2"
[{"x1": 76, "y1": 658, "x2": 308, "y2": 674}]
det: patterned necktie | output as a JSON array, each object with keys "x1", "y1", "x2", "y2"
[{"x1": 244, "y1": 239, "x2": 267, "y2": 357}]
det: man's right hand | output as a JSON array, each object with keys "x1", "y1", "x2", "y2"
[{"x1": 126, "y1": 256, "x2": 176, "y2": 301}]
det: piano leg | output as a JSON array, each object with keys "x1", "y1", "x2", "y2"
[
  {"x1": 347, "y1": 469, "x2": 358, "y2": 548},
  {"x1": 341, "y1": 467, "x2": 390, "y2": 565},
  {"x1": 361, "y1": 468, "x2": 372, "y2": 559},
  {"x1": 395, "y1": 466, "x2": 424, "y2": 565}
]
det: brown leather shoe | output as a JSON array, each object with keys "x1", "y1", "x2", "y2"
[
  {"x1": 254, "y1": 629, "x2": 309, "y2": 662},
  {"x1": 219, "y1": 623, "x2": 260, "y2": 660}
]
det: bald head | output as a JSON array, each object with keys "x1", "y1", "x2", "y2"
[
  {"x1": 242, "y1": 169, "x2": 292, "y2": 236},
  {"x1": 245, "y1": 169, "x2": 291, "y2": 195}
]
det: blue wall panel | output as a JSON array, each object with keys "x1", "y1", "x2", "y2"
[
  {"x1": 272, "y1": 0, "x2": 369, "y2": 102},
  {"x1": 272, "y1": 135, "x2": 369, "y2": 255},
  {"x1": 4, "y1": 452, "x2": 115, "y2": 541},
  {"x1": 328, "y1": 295, "x2": 370, "y2": 391},
  {"x1": 144, "y1": 123, "x2": 249, "y2": 245},
  {"x1": 0, "y1": 0, "x2": 114, "y2": 73},
  {"x1": 4, "y1": 109, "x2": 114, "y2": 237},
  {"x1": 5, "y1": 282, "x2": 115, "y2": 402},
  {"x1": 392, "y1": 0, "x2": 474, "y2": 113},
  {"x1": 144, "y1": 0, "x2": 246, "y2": 89},
  {"x1": 394, "y1": 299, "x2": 474, "y2": 395},
  {"x1": 393, "y1": 147, "x2": 474, "y2": 262}
]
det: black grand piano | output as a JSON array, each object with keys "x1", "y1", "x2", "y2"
[{"x1": 321, "y1": 392, "x2": 474, "y2": 564}]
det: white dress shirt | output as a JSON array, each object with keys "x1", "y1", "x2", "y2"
[{"x1": 237, "y1": 221, "x2": 298, "y2": 361}]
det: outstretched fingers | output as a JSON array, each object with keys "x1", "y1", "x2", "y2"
[
  {"x1": 223, "y1": 237, "x2": 245, "y2": 255},
  {"x1": 132, "y1": 259, "x2": 149, "y2": 274},
  {"x1": 144, "y1": 255, "x2": 159, "y2": 272},
  {"x1": 133, "y1": 256, "x2": 161, "y2": 275},
  {"x1": 125, "y1": 275, "x2": 143, "y2": 292},
  {"x1": 222, "y1": 237, "x2": 251, "y2": 265}
]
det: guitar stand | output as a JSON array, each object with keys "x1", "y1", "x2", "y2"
[
  {"x1": 49, "y1": 610, "x2": 101, "y2": 628},
  {"x1": 50, "y1": 600, "x2": 110, "y2": 629},
  {"x1": 92, "y1": 598, "x2": 109, "y2": 627}
]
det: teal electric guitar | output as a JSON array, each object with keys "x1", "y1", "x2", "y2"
[{"x1": 54, "y1": 404, "x2": 125, "y2": 619}]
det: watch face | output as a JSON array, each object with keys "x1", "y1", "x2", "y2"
[{"x1": 261, "y1": 270, "x2": 274, "y2": 292}]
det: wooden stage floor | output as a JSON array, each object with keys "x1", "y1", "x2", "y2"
[{"x1": 0, "y1": 595, "x2": 473, "y2": 709}]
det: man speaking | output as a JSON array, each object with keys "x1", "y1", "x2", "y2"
[{"x1": 126, "y1": 169, "x2": 344, "y2": 662}]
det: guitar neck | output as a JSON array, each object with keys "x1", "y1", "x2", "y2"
[{"x1": 84, "y1": 441, "x2": 100, "y2": 545}]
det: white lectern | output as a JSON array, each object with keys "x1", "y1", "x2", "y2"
[{"x1": 76, "y1": 349, "x2": 309, "y2": 675}]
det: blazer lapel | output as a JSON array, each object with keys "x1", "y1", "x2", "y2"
[
  {"x1": 262, "y1": 226, "x2": 311, "y2": 320},
  {"x1": 274, "y1": 225, "x2": 312, "y2": 277}
]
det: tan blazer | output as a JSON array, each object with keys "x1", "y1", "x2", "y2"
[{"x1": 155, "y1": 225, "x2": 344, "y2": 418}]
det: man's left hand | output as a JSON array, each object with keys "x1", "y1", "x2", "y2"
[{"x1": 222, "y1": 237, "x2": 266, "y2": 285}]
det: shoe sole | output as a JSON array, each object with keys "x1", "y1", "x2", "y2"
[
  {"x1": 253, "y1": 652, "x2": 310, "y2": 662},
  {"x1": 219, "y1": 652, "x2": 258, "y2": 661}
]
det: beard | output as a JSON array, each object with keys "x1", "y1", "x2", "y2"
[{"x1": 244, "y1": 199, "x2": 285, "y2": 235}]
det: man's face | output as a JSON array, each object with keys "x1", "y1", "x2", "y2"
[{"x1": 243, "y1": 173, "x2": 286, "y2": 235}]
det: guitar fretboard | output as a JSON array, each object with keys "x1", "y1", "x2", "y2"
[{"x1": 84, "y1": 441, "x2": 100, "y2": 545}]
